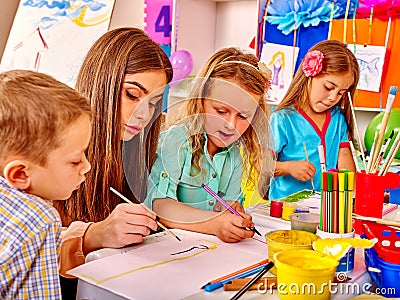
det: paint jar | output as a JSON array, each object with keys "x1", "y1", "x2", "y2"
[
  {"x1": 270, "y1": 200, "x2": 283, "y2": 218},
  {"x1": 266, "y1": 229, "x2": 318, "y2": 275},
  {"x1": 274, "y1": 249, "x2": 338, "y2": 300},
  {"x1": 281, "y1": 202, "x2": 296, "y2": 220},
  {"x1": 316, "y1": 226, "x2": 355, "y2": 273}
]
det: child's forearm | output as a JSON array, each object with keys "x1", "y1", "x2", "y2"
[
  {"x1": 153, "y1": 198, "x2": 224, "y2": 236},
  {"x1": 338, "y1": 148, "x2": 356, "y2": 171},
  {"x1": 153, "y1": 198, "x2": 217, "y2": 224},
  {"x1": 273, "y1": 161, "x2": 291, "y2": 177}
]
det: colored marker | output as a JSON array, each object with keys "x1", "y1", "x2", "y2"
[
  {"x1": 204, "y1": 263, "x2": 269, "y2": 292},
  {"x1": 338, "y1": 172, "x2": 345, "y2": 234}
]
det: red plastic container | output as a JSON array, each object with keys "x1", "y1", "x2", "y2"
[
  {"x1": 361, "y1": 222, "x2": 400, "y2": 264},
  {"x1": 361, "y1": 222, "x2": 400, "y2": 297},
  {"x1": 355, "y1": 172, "x2": 400, "y2": 219},
  {"x1": 354, "y1": 172, "x2": 400, "y2": 233}
]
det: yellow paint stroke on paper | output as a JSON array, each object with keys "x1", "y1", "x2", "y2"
[
  {"x1": 71, "y1": 5, "x2": 112, "y2": 27},
  {"x1": 79, "y1": 239, "x2": 219, "y2": 284}
]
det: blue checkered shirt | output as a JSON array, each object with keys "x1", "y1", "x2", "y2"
[{"x1": 0, "y1": 176, "x2": 62, "y2": 299}]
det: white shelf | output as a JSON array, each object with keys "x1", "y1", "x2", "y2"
[{"x1": 354, "y1": 107, "x2": 383, "y2": 112}]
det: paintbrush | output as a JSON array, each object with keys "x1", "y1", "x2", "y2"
[
  {"x1": 379, "y1": 130, "x2": 400, "y2": 176},
  {"x1": 303, "y1": 142, "x2": 315, "y2": 192},
  {"x1": 369, "y1": 86, "x2": 398, "y2": 171},
  {"x1": 348, "y1": 92, "x2": 368, "y2": 172},
  {"x1": 229, "y1": 262, "x2": 275, "y2": 300},
  {"x1": 352, "y1": 213, "x2": 400, "y2": 228},
  {"x1": 366, "y1": 131, "x2": 378, "y2": 173},
  {"x1": 348, "y1": 141, "x2": 361, "y2": 173},
  {"x1": 371, "y1": 130, "x2": 394, "y2": 173},
  {"x1": 109, "y1": 187, "x2": 181, "y2": 242}
]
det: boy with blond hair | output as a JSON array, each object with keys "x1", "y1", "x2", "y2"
[{"x1": 0, "y1": 70, "x2": 92, "y2": 299}]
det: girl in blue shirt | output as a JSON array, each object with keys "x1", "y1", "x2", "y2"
[
  {"x1": 269, "y1": 40, "x2": 359, "y2": 199},
  {"x1": 146, "y1": 47, "x2": 274, "y2": 242}
]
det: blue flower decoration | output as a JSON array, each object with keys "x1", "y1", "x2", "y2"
[{"x1": 267, "y1": 0, "x2": 357, "y2": 35}]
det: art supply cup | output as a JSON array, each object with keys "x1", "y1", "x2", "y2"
[
  {"x1": 270, "y1": 200, "x2": 283, "y2": 218},
  {"x1": 355, "y1": 171, "x2": 400, "y2": 218},
  {"x1": 355, "y1": 171, "x2": 400, "y2": 233},
  {"x1": 281, "y1": 202, "x2": 297, "y2": 220},
  {"x1": 316, "y1": 226, "x2": 355, "y2": 273},
  {"x1": 274, "y1": 249, "x2": 338, "y2": 300}
]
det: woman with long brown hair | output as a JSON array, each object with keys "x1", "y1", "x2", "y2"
[{"x1": 55, "y1": 27, "x2": 173, "y2": 279}]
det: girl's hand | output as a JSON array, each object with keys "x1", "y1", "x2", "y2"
[
  {"x1": 288, "y1": 160, "x2": 316, "y2": 181},
  {"x1": 212, "y1": 210, "x2": 255, "y2": 243},
  {"x1": 83, "y1": 203, "x2": 158, "y2": 254}
]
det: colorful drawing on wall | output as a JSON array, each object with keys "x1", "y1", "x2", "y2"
[
  {"x1": 348, "y1": 44, "x2": 386, "y2": 92},
  {"x1": 0, "y1": 0, "x2": 115, "y2": 87},
  {"x1": 260, "y1": 42, "x2": 299, "y2": 103}
]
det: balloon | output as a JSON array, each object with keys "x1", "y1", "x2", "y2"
[
  {"x1": 170, "y1": 50, "x2": 193, "y2": 83},
  {"x1": 364, "y1": 108, "x2": 400, "y2": 159}
]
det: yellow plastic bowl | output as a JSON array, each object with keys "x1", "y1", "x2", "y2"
[
  {"x1": 266, "y1": 230, "x2": 318, "y2": 274},
  {"x1": 274, "y1": 249, "x2": 338, "y2": 300}
]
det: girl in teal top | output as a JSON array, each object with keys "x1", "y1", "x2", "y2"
[{"x1": 146, "y1": 47, "x2": 274, "y2": 243}]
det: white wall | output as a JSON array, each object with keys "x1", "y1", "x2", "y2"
[
  {"x1": 109, "y1": 0, "x2": 145, "y2": 29},
  {"x1": 174, "y1": 0, "x2": 217, "y2": 74},
  {"x1": 215, "y1": 1, "x2": 257, "y2": 52},
  {"x1": 0, "y1": 0, "x2": 19, "y2": 58}
]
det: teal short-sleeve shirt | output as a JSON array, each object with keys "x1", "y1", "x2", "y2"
[{"x1": 145, "y1": 124, "x2": 244, "y2": 210}]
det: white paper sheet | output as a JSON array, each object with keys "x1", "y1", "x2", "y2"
[{"x1": 68, "y1": 229, "x2": 269, "y2": 300}]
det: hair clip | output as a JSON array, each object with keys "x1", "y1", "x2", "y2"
[{"x1": 302, "y1": 50, "x2": 324, "y2": 77}]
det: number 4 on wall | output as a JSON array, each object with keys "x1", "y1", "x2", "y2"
[
  {"x1": 144, "y1": 1, "x2": 172, "y2": 45},
  {"x1": 156, "y1": 5, "x2": 172, "y2": 37}
]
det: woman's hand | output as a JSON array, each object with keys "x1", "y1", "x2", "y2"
[{"x1": 83, "y1": 203, "x2": 158, "y2": 254}]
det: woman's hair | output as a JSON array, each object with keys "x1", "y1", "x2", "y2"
[
  {"x1": 172, "y1": 47, "x2": 274, "y2": 196},
  {"x1": 0, "y1": 70, "x2": 91, "y2": 171},
  {"x1": 277, "y1": 40, "x2": 359, "y2": 140},
  {"x1": 56, "y1": 27, "x2": 173, "y2": 224}
]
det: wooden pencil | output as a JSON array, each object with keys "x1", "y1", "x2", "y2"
[{"x1": 224, "y1": 277, "x2": 277, "y2": 291}]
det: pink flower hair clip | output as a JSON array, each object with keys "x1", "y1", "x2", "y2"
[{"x1": 302, "y1": 50, "x2": 324, "y2": 77}]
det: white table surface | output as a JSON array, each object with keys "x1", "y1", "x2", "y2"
[{"x1": 75, "y1": 207, "x2": 388, "y2": 300}]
